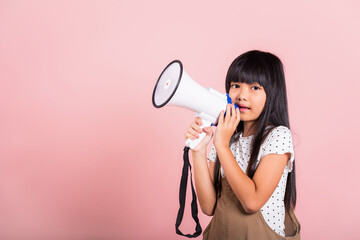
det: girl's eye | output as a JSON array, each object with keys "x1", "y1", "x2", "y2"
[
  {"x1": 231, "y1": 84, "x2": 240, "y2": 88},
  {"x1": 251, "y1": 86, "x2": 261, "y2": 90}
]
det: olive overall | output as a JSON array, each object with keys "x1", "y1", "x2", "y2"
[{"x1": 203, "y1": 178, "x2": 301, "y2": 240}]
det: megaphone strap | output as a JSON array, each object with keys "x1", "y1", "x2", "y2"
[{"x1": 175, "y1": 147, "x2": 202, "y2": 238}]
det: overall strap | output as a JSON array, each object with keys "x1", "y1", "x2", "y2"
[{"x1": 175, "y1": 146, "x2": 202, "y2": 238}]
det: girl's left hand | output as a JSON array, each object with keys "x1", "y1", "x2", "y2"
[{"x1": 214, "y1": 104, "x2": 241, "y2": 150}]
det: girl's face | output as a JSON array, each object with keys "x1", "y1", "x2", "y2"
[{"x1": 229, "y1": 82, "x2": 267, "y2": 123}]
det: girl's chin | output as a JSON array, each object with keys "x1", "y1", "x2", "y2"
[{"x1": 240, "y1": 117, "x2": 257, "y2": 123}]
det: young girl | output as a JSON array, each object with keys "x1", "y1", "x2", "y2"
[{"x1": 184, "y1": 50, "x2": 300, "y2": 239}]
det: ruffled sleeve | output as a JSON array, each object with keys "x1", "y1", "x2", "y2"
[{"x1": 260, "y1": 126, "x2": 295, "y2": 172}]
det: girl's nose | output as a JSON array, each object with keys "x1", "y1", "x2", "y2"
[
  {"x1": 239, "y1": 96, "x2": 246, "y2": 101},
  {"x1": 238, "y1": 88, "x2": 248, "y2": 101}
]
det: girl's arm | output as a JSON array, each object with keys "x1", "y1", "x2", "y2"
[
  {"x1": 192, "y1": 150, "x2": 216, "y2": 216},
  {"x1": 216, "y1": 147, "x2": 288, "y2": 213},
  {"x1": 214, "y1": 104, "x2": 288, "y2": 213},
  {"x1": 184, "y1": 117, "x2": 217, "y2": 216}
]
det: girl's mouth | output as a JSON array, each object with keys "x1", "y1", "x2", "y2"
[
  {"x1": 239, "y1": 105, "x2": 250, "y2": 112},
  {"x1": 239, "y1": 104, "x2": 250, "y2": 109}
]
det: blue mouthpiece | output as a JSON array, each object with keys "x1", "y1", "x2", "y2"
[
  {"x1": 226, "y1": 94, "x2": 239, "y2": 109},
  {"x1": 212, "y1": 94, "x2": 239, "y2": 127}
]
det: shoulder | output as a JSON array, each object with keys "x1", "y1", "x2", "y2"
[
  {"x1": 263, "y1": 126, "x2": 292, "y2": 144},
  {"x1": 260, "y1": 126, "x2": 295, "y2": 171},
  {"x1": 269, "y1": 126, "x2": 292, "y2": 136}
]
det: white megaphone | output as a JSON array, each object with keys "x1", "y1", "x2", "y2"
[{"x1": 152, "y1": 60, "x2": 238, "y2": 149}]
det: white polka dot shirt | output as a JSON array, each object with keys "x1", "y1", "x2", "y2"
[{"x1": 207, "y1": 126, "x2": 295, "y2": 236}]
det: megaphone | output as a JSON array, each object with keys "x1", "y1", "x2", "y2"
[{"x1": 152, "y1": 60, "x2": 238, "y2": 149}]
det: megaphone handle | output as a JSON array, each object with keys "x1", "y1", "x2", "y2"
[{"x1": 185, "y1": 119, "x2": 212, "y2": 150}]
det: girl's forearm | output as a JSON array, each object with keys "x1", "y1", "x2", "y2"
[
  {"x1": 216, "y1": 146, "x2": 258, "y2": 213},
  {"x1": 192, "y1": 150, "x2": 216, "y2": 216}
]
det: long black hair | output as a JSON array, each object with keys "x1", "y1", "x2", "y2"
[{"x1": 213, "y1": 50, "x2": 296, "y2": 211}]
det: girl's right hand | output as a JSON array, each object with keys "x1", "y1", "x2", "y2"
[{"x1": 184, "y1": 117, "x2": 213, "y2": 152}]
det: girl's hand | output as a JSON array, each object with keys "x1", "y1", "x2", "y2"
[
  {"x1": 184, "y1": 117, "x2": 213, "y2": 152},
  {"x1": 214, "y1": 104, "x2": 240, "y2": 150}
]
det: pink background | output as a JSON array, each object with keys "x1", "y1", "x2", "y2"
[{"x1": 1, "y1": 0, "x2": 360, "y2": 239}]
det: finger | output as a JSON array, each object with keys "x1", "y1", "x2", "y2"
[
  {"x1": 195, "y1": 117, "x2": 203, "y2": 126},
  {"x1": 230, "y1": 104, "x2": 237, "y2": 124},
  {"x1": 225, "y1": 104, "x2": 231, "y2": 123},
  {"x1": 218, "y1": 110, "x2": 225, "y2": 125},
  {"x1": 190, "y1": 121, "x2": 202, "y2": 134},
  {"x1": 184, "y1": 128, "x2": 200, "y2": 140},
  {"x1": 189, "y1": 128, "x2": 200, "y2": 137},
  {"x1": 203, "y1": 126, "x2": 213, "y2": 134},
  {"x1": 235, "y1": 106, "x2": 241, "y2": 124},
  {"x1": 184, "y1": 134, "x2": 197, "y2": 141}
]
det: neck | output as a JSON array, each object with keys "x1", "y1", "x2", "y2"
[{"x1": 242, "y1": 121, "x2": 256, "y2": 137}]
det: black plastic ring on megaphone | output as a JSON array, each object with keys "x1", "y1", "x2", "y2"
[{"x1": 152, "y1": 60, "x2": 183, "y2": 108}]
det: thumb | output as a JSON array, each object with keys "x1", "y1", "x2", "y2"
[{"x1": 202, "y1": 126, "x2": 213, "y2": 135}]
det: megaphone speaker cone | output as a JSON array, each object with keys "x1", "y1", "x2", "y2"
[{"x1": 152, "y1": 60, "x2": 183, "y2": 108}]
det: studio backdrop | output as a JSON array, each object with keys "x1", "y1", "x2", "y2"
[{"x1": 1, "y1": 0, "x2": 359, "y2": 239}]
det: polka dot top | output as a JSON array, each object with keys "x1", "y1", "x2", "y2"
[{"x1": 207, "y1": 126, "x2": 295, "y2": 236}]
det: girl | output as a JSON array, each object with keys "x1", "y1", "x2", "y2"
[{"x1": 184, "y1": 50, "x2": 300, "y2": 239}]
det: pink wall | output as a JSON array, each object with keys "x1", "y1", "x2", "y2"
[{"x1": 1, "y1": 0, "x2": 359, "y2": 239}]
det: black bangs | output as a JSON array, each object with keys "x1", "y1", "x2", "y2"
[{"x1": 225, "y1": 51, "x2": 270, "y2": 93}]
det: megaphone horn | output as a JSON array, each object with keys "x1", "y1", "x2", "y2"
[{"x1": 152, "y1": 60, "x2": 237, "y2": 149}]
